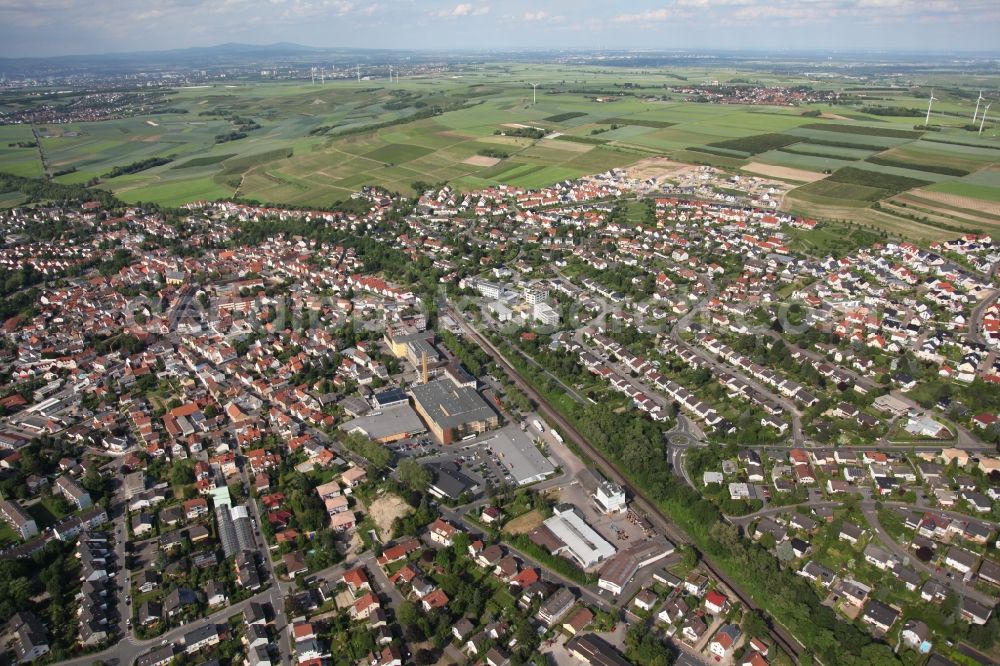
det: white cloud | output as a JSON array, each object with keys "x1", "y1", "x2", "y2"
[
  {"x1": 612, "y1": 7, "x2": 672, "y2": 23},
  {"x1": 676, "y1": 0, "x2": 754, "y2": 6},
  {"x1": 280, "y1": 0, "x2": 357, "y2": 19},
  {"x1": 438, "y1": 2, "x2": 489, "y2": 17}
]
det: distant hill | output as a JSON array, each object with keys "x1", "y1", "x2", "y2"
[{"x1": 0, "y1": 42, "x2": 331, "y2": 70}]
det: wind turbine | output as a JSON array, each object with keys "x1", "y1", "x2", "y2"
[
  {"x1": 356, "y1": 65, "x2": 361, "y2": 83},
  {"x1": 924, "y1": 89, "x2": 938, "y2": 127},
  {"x1": 980, "y1": 103, "x2": 992, "y2": 135},
  {"x1": 389, "y1": 65, "x2": 393, "y2": 82},
  {"x1": 973, "y1": 90, "x2": 985, "y2": 124},
  {"x1": 310, "y1": 67, "x2": 316, "y2": 85},
  {"x1": 530, "y1": 83, "x2": 540, "y2": 105}
]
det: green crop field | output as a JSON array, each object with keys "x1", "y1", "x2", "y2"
[
  {"x1": 172, "y1": 154, "x2": 236, "y2": 169},
  {"x1": 782, "y1": 127, "x2": 909, "y2": 149},
  {"x1": 755, "y1": 150, "x2": 857, "y2": 172},
  {"x1": 1, "y1": 63, "x2": 998, "y2": 217},
  {"x1": 798, "y1": 123, "x2": 924, "y2": 139},
  {"x1": 362, "y1": 143, "x2": 435, "y2": 164},
  {"x1": 789, "y1": 166, "x2": 933, "y2": 208},
  {"x1": 779, "y1": 143, "x2": 877, "y2": 160},
  {"x1": 788, "y1": 179, "x2": 889, "y2": 205},
  {"x1": 961, "y1": 168, "x2": 1000, "y2": 188},
  {"x1": 925, "y1": 180, "x2": 1000, "y2": 203}
]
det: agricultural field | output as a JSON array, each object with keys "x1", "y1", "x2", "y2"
[{"x1": 0, "y1": 64, "x2": 998, "y2": 228}]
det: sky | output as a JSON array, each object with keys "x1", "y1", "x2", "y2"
[{"x1": 1, "y1": 0, "x2": 999, "y2": 58}]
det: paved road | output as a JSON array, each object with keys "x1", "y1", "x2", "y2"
[
  {"x1": 358, "y1": 550, "x2": 405, "y2": 608},
  {"x1": 669, "y1": 278, "x2": 805, "y2": 446},
  {"x1": 757, "y1": 328, "x2": 877, "y2": 393},
  {"x1": 859, "y1": 504, "x2": 996, "y2": 607},
  {"x1": 967, "y1": 288, "x2": 999, "y2": 346},
  {"x1": 667, "y1": 416, "x2": 704, "y2": 490},
  {"x1": 55, "y1": 587, "x2": 283, "y2": 666},
  {"x1": 729, "y1": 498, "x2": 997, "y2": 607},
  {"x1": 166, "y1": 287, "x2": 198, "y2": 331},
  {"x1": 239, "y1": 463, "x2": 293, "y2": 666}
]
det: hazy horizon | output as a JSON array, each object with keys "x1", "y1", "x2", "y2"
[{"x1": 2, "y1": 0, "x2": 999, "y2": 59}]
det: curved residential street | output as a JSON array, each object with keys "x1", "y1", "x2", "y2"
[{"x1": 729, "y1": 498, "x2": 998, "y2": 608}]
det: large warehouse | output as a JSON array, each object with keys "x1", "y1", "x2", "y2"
[
  {"x1": 340, "y1": 403, "x2": 426, "y2": 443},
  {"x1": 409, "y1": 378, "x2": 498, "y2": 444},
  {"x1": 487, "y1": 426, "x2": 556, "y2": 486},
  {"x1": 543, "y1": 504, "x2": 616, "y2": 569}
]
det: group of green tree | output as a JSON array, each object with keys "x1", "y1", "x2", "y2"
[
  {"x1": 625, "y1": 622, "x2": 674, "y2": 665},
  {"x1": 214, "y1": 131, "x2": 248, "y2": 144},
  {"x1": 477, "y1": 148, "x2": 510, "y2": 159},
  {"x1": 494, "y1": 127, "x2": 545, "y2": 140},
  {"x1": 392, "y1": 534, "x2": 544, "y2": 664},
  {"x1": 439, "y1": 329, "x2": 491, "y2": 378},
  {"x1": 0, "y1": 172, "x2": 122, "y2": 208},
  {"x1": 342, "y1": 432, "x2": 392, "y2": 471},
  {"x1": 102, "y1": 156, "x2": 173, "y2": 179},
  {"x1": 0, "y1": 541, "x2": 81, "y2": 658},
  {"x1": 310, "y1": 98, "x2": 474, "y2": 139}
]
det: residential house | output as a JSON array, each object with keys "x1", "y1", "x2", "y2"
[
  {"x1": 709, "y1": 624, "x2": 742, "y2": 660},
  {"x1": 704, "y1": 589, "x2": 728, "y2": 615},
  {"x1": 861, "y1": 600, "x2": 899, "y2": 634}
]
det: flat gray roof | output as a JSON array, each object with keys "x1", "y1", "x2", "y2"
[
  {"x1": 340, "y1": 404, "x2": 426, "y2": 441},
  {"x1": 486, "y1": 426, "x2": 555, "y2": 486},
  {"x1": 406, "y1": 338, "x2": 441, "y2": 363},
  {"x1": 409, "y1": 379, "x2": 495, "y2": 429}
]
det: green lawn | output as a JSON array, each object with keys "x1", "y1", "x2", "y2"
[
  {"x1": 27, "y1": 497, "x2": 68, "y2": 528},
  {"x1": 0, "y1": 521, "x2": 18, "y2": 547}
]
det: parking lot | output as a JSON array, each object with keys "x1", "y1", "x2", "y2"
[
  {"x1": 128, "y1": 539, "x2": 158, "y2": 571},
  {"x1": 403, "y1": 432, "x2": 519, "y2": 491},
  {"x1": 394, "y1": 412, "x2": 564, "y2": 492},
  {"x1": 556, "y1": 479, "x2": 649, "y2": 556}
]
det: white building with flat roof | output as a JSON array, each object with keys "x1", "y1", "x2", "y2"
[
  {"x1": 534, "y1": 302, "x2": 560, "y2": 326},
  {"x1": 594, "y1": 481, "x2": 626, "y2": 513},
  {"x1": 472, "y1": 279, "x2": 503, "y2": 300},
  {"x1": 524, "y1": 287, "x2": 549, "y2": 305},
  {"x1": 488, "y1": 301, "x2": 513, "y2": 323},
  {"x1": 544, "y1": 504, "x2": 616, "y2": 568}
]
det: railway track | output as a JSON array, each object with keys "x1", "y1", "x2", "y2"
[{"x1": 451, "y1": 310, "x2": 805, "y2": 661}]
